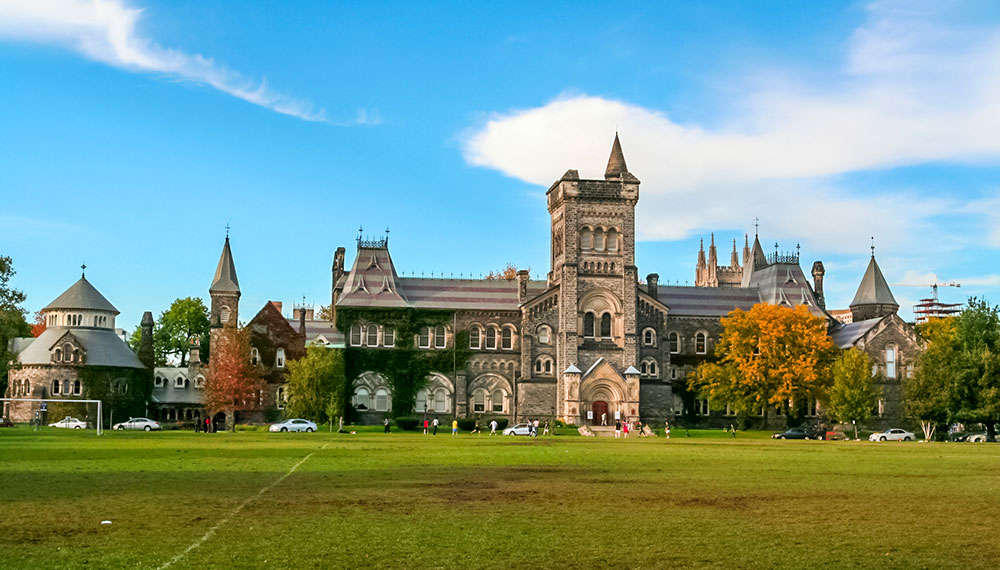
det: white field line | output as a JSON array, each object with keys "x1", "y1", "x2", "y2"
[{"x1": 157, "y1": 445, "x2": 326, "y2": 570}]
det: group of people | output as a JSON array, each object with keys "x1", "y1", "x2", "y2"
[
  {"x1": 612, "y1": 418, "x2": 648, "y2": 438},
  {"x1": 522, "y1": 419, "x2": 550, "y2": 437}
]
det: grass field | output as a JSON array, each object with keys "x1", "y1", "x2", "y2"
[{"x1": 2, "y1": 428, "x2": 999, "y2": 570}]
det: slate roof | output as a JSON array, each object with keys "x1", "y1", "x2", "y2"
[
  {"x1": 286, "y1": 319, "x2": 344, "y2": 347},
  {"x1": 830, "y1": 318, "x2": 883, "y2": 348},
  {"x1": 209, "y1": 237, "x2": 240, "y2": 294},
  {"x1": 13, "y1": 327, "x2": 145, "y2": 368},
  {"x1": 401, "y1": 278, "x2": 548, "y2": 311},
  {"x1": 42, "y1": 277, "x2": 118, "y2": 314},
  {"x1": 744, "y1": 262, "x2": 826, "y2": 317},
  {"x1": 338, "y1": 245, "x2": 408, "y2": 308},
  {"x1": 151, "y1": 367, "x2": 204, "y2": 405},
  {"x1": 656, "y1": 286, "x2": 760, "y2": 318},
  {"x1": 850, "y1": 256, "x2": 898, "y2": 308}
]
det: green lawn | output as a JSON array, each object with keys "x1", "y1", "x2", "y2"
[{"x1": 2, "y1": 428, "x2": 998, "y2": 569}]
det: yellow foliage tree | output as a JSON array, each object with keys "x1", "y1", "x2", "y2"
[{"x1": 692, "y1": 303, "x2": 836, "y2": 425}]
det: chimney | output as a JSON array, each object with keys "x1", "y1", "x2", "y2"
[
  {"x1": 139, "y1": 311, "x2": 154, "y2": 369},
  {"x1": 646, "y1": 273, "x2": 659, "y2": 300},
  {"x1": 298, "y1": 306, "x2": 306, "y2": 336},
  {"x1": 517, "y1": 270, "x2": 530, "y2": 304},
  {"x1": 811, "y1": 261, "x2": 826, "y2": 310},
  {"x1": 270, "y1": 301, "x2": 283, "y2": 314},
  {"x1": 188, "y1": 336, "x2": 201, "y2": 366}
]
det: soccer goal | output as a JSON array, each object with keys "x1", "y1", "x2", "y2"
[{"x1": 1, "y1": 398, "x2": 105, "y2": 435}]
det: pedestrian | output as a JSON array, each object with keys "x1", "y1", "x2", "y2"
[
  {"x1": 472, "y1": 421, "x2": 480, "y2": 434},
  {"x1": 664, "y1": 420, "x2": 670, "y2": 439},
  {"x1": 532, "y1": 418, "x2": 539, "y2": 438},
  {"x1": 601, "y1": 412, "x2": 607, "y2": 426},
  {"x1": 452, "y1": 419, "x2": 458, "y2": 435},
  {"x1": 384, "y1": 417, "x2": 391, "y2": 434},
  {"x1": 432, "y1": 417, "x2": 439, "y2": 435},
  {"x1": 489, "y1": 419, "x2": 498, "y2": 435},
  {"x1": 636, "y1": 420, "x2": 644, "y2": 437},
  {"x1": 729, "y1": 424, "x2": 736, "y2": 438},
  {"x1": 423, "y1": 418, "x2": 429, "y2": 434},
  {"x1": 623, "y1": 419, "x2": 630, "y2": 438},
  {"x1": 614, "y1": 419, "x2": 621, "y2": 439},
  {"x1": 543, "y1": 421, "x2": 550, "y2": 436},
  {"x1": 205, "y1": 416, "x2": 211, "y2": 433},
  {"x1": 195, "y1": 416, "x2": 201, "y2": 433}
]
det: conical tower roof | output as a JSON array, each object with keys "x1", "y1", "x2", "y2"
[
  {"x1": 850, "y1": 255, "x2": 898, "y2": 308},
  {"x1": 43, "y1": 276, "x2": 118, "y2": 314},
  {"x1": 604, "y1": 133, "x2": 630, "y2": 179},
  {"x1": 210, "y1": 237, "x2": 240, "y2": 294}
]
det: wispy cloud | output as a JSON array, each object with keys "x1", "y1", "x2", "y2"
[
  {"x1": 461, "y1": 0, "x2": 1000, "y2": 255},
  {"x1": 0, "y1": 0, "x2": 356, "y2": 124}
]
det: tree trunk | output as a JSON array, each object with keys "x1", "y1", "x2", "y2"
[
  {"x1": 853, "y1": 421, "x2": 859, "y2": 441},
  {"x1": 986, "y1": 421, "x2": 996, "y2": 443},
  {"x1": 919, "y1": 420, "x2": 935, "y2": 441},
  {"x1": 226, "y1": 406, "x2": 235, "y2": 432}
]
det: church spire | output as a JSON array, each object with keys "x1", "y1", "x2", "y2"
[
  {"x1": 210, "y1": 236, "x2": 240, "y2": 294},
  {"x1": 731, "y1": 239, "x2": 739, "y2": 268},
  {"x1": 604, "y1": 133, "x2": 630, "y2": 179}
]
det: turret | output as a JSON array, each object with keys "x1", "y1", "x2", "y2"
[
  {"x1": 696, "y1": 239, "x2": 706, "y2": 285},
  {"x1": 139, "y1": 311, "x2": 154, "y2": 369},
  {"x1": 209, "y1": 236, "x2": 240, "y2": 327},
  {"x1": 731, "y1": 239, "x2": 739, "y2": 268},
  {"x1": 646, "y1": 273, "x2": 659, "y2": 300},
  {"x1": 707, "y1": 233, "x2": 717, "y2": 286},
  {"x1": 849, "y1": 252, "x2": 898, "y2": 321}
]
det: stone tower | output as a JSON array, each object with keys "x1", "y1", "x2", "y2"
[
  {"x1": 849, "y1": 253, "x2": 898, "y2": 322},
  {"x1": 548, "y1": 134, "x2": 640, "y2": 421},
  {"x1": 139, "y1": 311, "x2": 155, "y2": 369},
  {"x1": 209, "y1": 236, "x2": 241, "y2": 328}
]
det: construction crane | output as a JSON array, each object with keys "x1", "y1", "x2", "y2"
[{"x1": 891, "y1": 276, "x2": 962, "y2": 323}]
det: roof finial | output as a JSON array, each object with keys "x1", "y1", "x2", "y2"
[
  {"x1": 870, "y1": 236, "x2": 875, "y2": 257},
  {"x1": 81, "y1": 263, "x2": 86, "y2": 278},
  {"x1": 225, "y1": 221, "x2": 230, "y2": 239},
  {"x1": 754, "y1": 217, "x2": 760, "y2": 237},
  {"x1": 796, "y1": 243, "x2": 801, "y2": 259}
]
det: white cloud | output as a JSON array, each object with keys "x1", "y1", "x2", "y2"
[
  {"x1": 461, "y1": 0, "x2": 1000, "y2": 254},
  {"x1": 0, "y1": 0, "x2": 345, "y2": 123}
]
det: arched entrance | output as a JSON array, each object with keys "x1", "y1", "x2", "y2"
[
  {"x1": 581, "y1": 378, "x2": 625, "y2": 426},
  {"x1": 592, "y1": 401, "x2": 608, "y2": 426}
]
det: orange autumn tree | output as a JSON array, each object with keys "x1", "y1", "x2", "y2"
[
  {"x1": 692, "y1": 303, "x2": 836, "y2": 425},
  {"x1": 205, "y1": 323, "x2": 263, "y2": 431}
]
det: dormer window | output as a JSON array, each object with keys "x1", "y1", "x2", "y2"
[
  {"x1": 175, "y1": 376, "x2": 185, "y2": 389},
  {"x1": 154, "y1": 376, "x2": 164, "y2": 388}
]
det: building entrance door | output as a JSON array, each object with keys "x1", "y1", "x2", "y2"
[{"x1": 592, "y1": 401, "x2": 608, "y2": 426}]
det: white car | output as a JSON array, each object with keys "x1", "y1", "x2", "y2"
[
  {"x1": 113, "y1": 417, "x2": 161, "y2": 431},
  {"x1": 502, "y1": 423, "x2": 532, "y2": 436},
  {"x1": 49, "y1": 416, "x2": 87, "y2": 429},
  {"x1": 869, "y1": 428, "x2": 915, "y2": 442},
  {"x1": 270, "y1": 418, "x2": 317, "y2": 432}
]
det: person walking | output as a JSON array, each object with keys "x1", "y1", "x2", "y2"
[
  {"x1": 195, "y1": 416, "x2": 201, "y2": 433},
  {"x1": 614, "y1": 419, "x2": 621, "y2": 439},
  {"x1": 384, "y1": 417, "x2": 391, "y2": 434},
  {"x1": 623, "y1": 419, "x2": 630, "y2": 438},
  {"x1": 636, "y1": 420, "x2": 644, "y2": 437},
  {"x1": 205, "y1": 416, "x2": 212, "y2": 434},
  {"x1": 489, "y1": 419, "x2": 498, "y2": 435},
  {"x1": 432, "y1": 417, "x2": 439, "y2": 435},
  {"x1": 472, "y1": 420, "x2": 480, "y2": 434},
  {"x1": 543, "y1": 421, "x2": 550, "y2": 436},
  {"x1": 729, "y1": 424, "x2": 736, "y2": 438},
  {"x1": 664, "y1": 420, "x2": 671, "y2": 439},
  {"x1": 423, "y1": 418, "x2": 429, "y2": 434},
  {"x1": 532, "y1": 418, "x2": 540, "y2": 438},
  {"x1": 452, "y1": 419, "x2": 458, "y2": 435},
  {"x1": 601, "y1": 412, "x2": 607, "y2": 426}
]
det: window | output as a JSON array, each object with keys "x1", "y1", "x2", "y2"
[
  {"x1": 670, "y1": 367, "x2": 678, "y2": 380},
  {"x1": 642, "y1": 328, "x2": 656, "y2": 346},
  {"x1": 886, "y1": 345, "x2": 896, "y2": 379},
  {"x1": 73, "y1": 380, "x2": 81, "y2": 395},
  {"x1": 194, "y1": 376, "x2": 205, "y2": 389},
  {"x1": 535, "y1": 356, "x2": 554, "y2": 376},
  {"x1": 276, "y1": 348, "x2": 286, "y2": 368},
  {"x1": 640, "y1": 358, "x2": 658, "y2": 378},
  {"x1": 593, "y1": 228, "x2": 605, "y2": 251},
  {"x1": 250, "y1": 348, "x2": 260, "y2": 365},
  {"x1": 276, "y1": 386, "x2": 286, "y2": 409},
  {"x1": 383, "y1": 327, "x2": 395, "y2": 347},
  {"x1": 64, "y1": 344, "x2": 73, "y2": 362},
  {"x1": 485, "y1": 326, "x2": 497, "y2": 350},
  {"x1": 537, "y1": 325, "x2": 550, "y2": 345},
  {"x1": 806, "y1": 398, "x2": 819, "y2": 417},
  {"x1": 640, "y1": 361, "x2": 647, "y2": 375},
  {"x1": 474, "y1": 390, "x2": 486, "y2": 413},
  {"x1": 375, "y1": 388, "x2": 389, "y2": 412},
  {"x1": 367, "y1": 326, "x2": 379, "y2": 347},
  {"x1": 724, "y1": 404, "x2": 736, "y2": 416},
  {"x1": 906, "y1": 363, "x2": 913, "y2": 379},
  {"x1": 469, "y1": 326, "x2": 481, "y2": 349},
  {"x1": 435, "y1": 326, "x2": 446, "y2": 349},
  {"x1": 648, "y1": 360, "x2": 657, "y2": 377},
  {"x1": 175, "y1": 376, "x2": 185, "y2": 389},
  {"x1": 52, "y1": 380, "x2": 60, "y2": 395},
  {"x1": 606, "y1": 228, "x2": 619, "y2": 252},
  {"x1": 350, "y1": 324, "x2": 362, "y2": 347},
  {"x1": 501, "y1": 327, "x2": 513, "y2": 350},
  {"x1": 415, "y1": 389, "x2": 427, "y2": 413},
  {"x1": 418, "y1": 327, "x2": 431, "y2": 348},
  {"x1": 600, "y1": 313, "x2": 611, "y2": 338},
  {"x1": 695, "y1": 332, "x2": 707, "y2": 354},
  {"x1": 695, "y1": 398, "x2": 710, "y2": 415},
  {"x1": 580, "y1": 228, "x2": 593, "y2": 250},
  {"x1": 54, "y1": 348, "x2": 62, "y2": 362},
  {"x1": 434, "y1": 389, "x2": 447, "y2": 413},
  {"x1": 492, "y1": 389, "x2": 504, "y2": 413},
  {"x1": 220, "y1": 306, "x2": 231, "y2": 324},
  {"x1": 877, "y1": 398, "x2": 885, "y2": 417},
  {"x1": 583, "y1": 313, "x2": 595, "y2": 338},
  {"x1": 354, "y1": 387, "x2": 370, "y2": 411},
  {"x1": 154, "y1": 376, "x2": 164, "y2": 387}
]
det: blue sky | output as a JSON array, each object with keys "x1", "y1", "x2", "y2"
[{"x1": 1, "y1": 0, "x2": 998, "y2": 332}]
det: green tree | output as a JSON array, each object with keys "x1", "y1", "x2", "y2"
[
  {"x1": 285, "y1": 345, "x2": 346, "y2": 426},
  {"x1": 907, "y1": 318, "x2": 955, "y2": 440},
  {"x1": 159, "y1": 297, "x2": 210, "y2": 366},
  {"x1": 0, "y1": 256, "x2": 31, "y2": 397},
  {"x1": 950, "y1": 298, "x2": 1000, "y2": 441},
  {"x1": 826, "y1": 348, "x2": 878, "y2": 440}
]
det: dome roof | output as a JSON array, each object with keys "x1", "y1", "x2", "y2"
[{"x1": 42, "y1": 276, "x2": 119, "y2": 315}]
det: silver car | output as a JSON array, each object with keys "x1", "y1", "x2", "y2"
[
  {"x1": 269, "y1": 418, "x2": 317, "y2": 432},
  {"x1": 502, "y1": 423, "x2": 532, "y2": 436},
  {"x1": 869, "y1": 428, "x2": 914, "y2": 442},
  {"x1": 113, "y1": 417, "x2": 161, "y2": 431},
  {"x1": 49, "y1": 416, "x2": 87, "y2": 429}
]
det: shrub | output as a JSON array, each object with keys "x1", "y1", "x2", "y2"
[
  {"x1": 457, "y1": 418, "x2": 478, "y2": 431},
  {"x1": 395, "y1": 417, "x2": 419, "y2": 431},
  {"x1": 493, "y1": 418, "x2": 509, "y2": 430}
]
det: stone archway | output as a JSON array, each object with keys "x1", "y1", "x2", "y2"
[{"x1": 580, "y1": 376, "x2": 627, "y2": 426}]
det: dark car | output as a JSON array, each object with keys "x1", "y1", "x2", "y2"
[{"x1": 772, "y1": 427, "x2": 822, "y2": 440}]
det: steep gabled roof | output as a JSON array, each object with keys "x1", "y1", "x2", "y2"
[
  {"x1": 605, "y1": 133, "x2": 630, "y2": 179},
  {"x1": 210, "y1": 237, "x2": 240, "y2": 294},
  {"x1": 42, "y1": 276, "x2": 118, "y2": 314},
  {"x1": 850, "y1": 255, "x2": 898, "y2": 308},
  {"x1": 337, "y1": 244, "x2": 409, "y2": 308}
]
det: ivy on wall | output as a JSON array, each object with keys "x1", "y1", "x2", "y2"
[
  {"x1": 337, "y1": 307, "x2": 472, "y2": 418},
  {"x1": 46, "y1": 366, "x2": 152, "y2": 425}
]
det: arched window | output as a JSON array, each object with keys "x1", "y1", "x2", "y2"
[
  {"x1": 250, "y1": 347, "x2": 260, "y2": 365},
  {"x1": 175, "y1": 376, "x2": 186, "y2": 389},
  {"x1": 647, "y1": 359, "x2": 658, "y2": 377},
  {"x1": 535, "y1": 355, "x2": 554, "y2": 376},
  {"x1": 194, "y1": 376, "x2": 205, "y2": 389},
  {"x1": 367, "y1": 325, "x2": 379, "y2": 347},
  {"x1": 501, "y1": 327, "x2": 513, "y2": 350},
  {"x1": 600, "y1": 313, "x2": 612, "y2": 339},
  {"x1": 276, "y1": 348, "x2": 286, "y2": 368},
  {"x1": 383, "y1": 327, "x2": 395, "y2": 347},
  {"x1": 415, "y1": 389, "x2": 428, "y2": 413},
  {"x1": 64, "y1": 344, "x2": 74, "y2": 362},
  {"x1": 469, "y1": 326, "x2": 481, "y2": 349},
  {"x1": 434, "y1": 326, "x2": 446, "y2": 349},
  {"x1": 220, "y1": 306, "x2": 231, "y2": 324},
  {"x1": 473, "y1": 390, "x2": 486, "y2": 413},
  {"x1": 433, "y1": 388, "x2": 447, "y2": 413},
  {"x1": 354, "y1": 387, "x2": 370, "y2": 411},
  {"x1": 606, "y1": 228, "x2": 619, "y2": 252},
  {"x1": 418, "y1": 327, "x2": 431, "y2": 348},
  {"x1": 583, "y1": 313, "x2": 595, "y2": 338},
  {"x1": 54, "y1": 348, "x2": 62, "y2": 362},
  {"x1": 642, "y1": 327, "x2": 656, "y2": 346},
  {"x1": 668, "y1": 332, "x2": 680, "y2": 353},
  {"x1": 375, "y1": 388, "x2": 390, "y2": 412},
  {"x1": 886, "y1": 345, "x2": 897, "y2": 379},
  {"x1": 349, "y1": 324, "x2": 362, "y2": 347},
  {"x1": 580, "y1": 228, "x2": 593, "y2": 250},
  {"x1": 154, "y1": 376, "x2": 164, "y2": 388},
  {"x1": 640, "y1": 362, "x2": 647, "y2": 375},
  {"x1": 492, "y1": 389, "x2": 504, "y2": 413},
  {"x1": 536, "y1": 325, "x2": 551, "y2": 345},
  {"x1": 52, "y1": 380, "x2": 60, "y2": 395},
  {"x1": 485, "y1": 326, "x2": 497, "y2": 350},
  {"x1": 695, "y1": 332, "x2": 707, "y2": 354},
  {"x1": 73, "y1": 379, "x2": 81, "y2": 395},
  {"x1": 593, "y1": 228, "x2": 605, "y2": 251}
]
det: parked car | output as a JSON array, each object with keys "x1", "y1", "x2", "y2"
[
  {"x1": 113, "y1": 418, "x2": 161, "y2": 431},
  {"x1": 966, "y1": 432, "x2": 999, "y2": 443},
  {"x1": 503, "y1": 423, "x2": 532, "y2": 436},
  {"x1": 0, "y1": 416, "x2": 15, "y2": 428},
  {"x1": 772, "y1": 427, "x2": 822, "y2": 440},
  {"x1": 49, "y1": 416, "x2": 87, "y2": 429},
  {"x1": 269, "y1": 418, "x2": 317, "y2": 432},
  {"x1": 869, "y1": 428, "x2": 915, "y2": 442}
]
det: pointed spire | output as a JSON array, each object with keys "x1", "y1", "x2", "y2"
[
  {"x1": 708, "y1": 233, "x2": 717, "y2": 263},
  {"x1": 731, "y1": 239, "x2": 739, "y2": 268},
  {"x1": 697, "y1": 238, "x2": 706, "y2": 266},
  {"x1": 604, "y1": 133, "x2": 630, "y2": 179},
  {"x1": 850, "y1": 254, "x2": 898, "y2": 309},
  {"x1": 210, "y1": 236, "x2": 240, "y2": 294}
]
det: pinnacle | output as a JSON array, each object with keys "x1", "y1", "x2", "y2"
[{"x1": 604, "y1": 133, "x2": 630, "y2": 179}]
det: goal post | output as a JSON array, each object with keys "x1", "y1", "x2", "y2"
[{"x1": 1, "y1": 398, "x2": 104, "y2": 435}]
